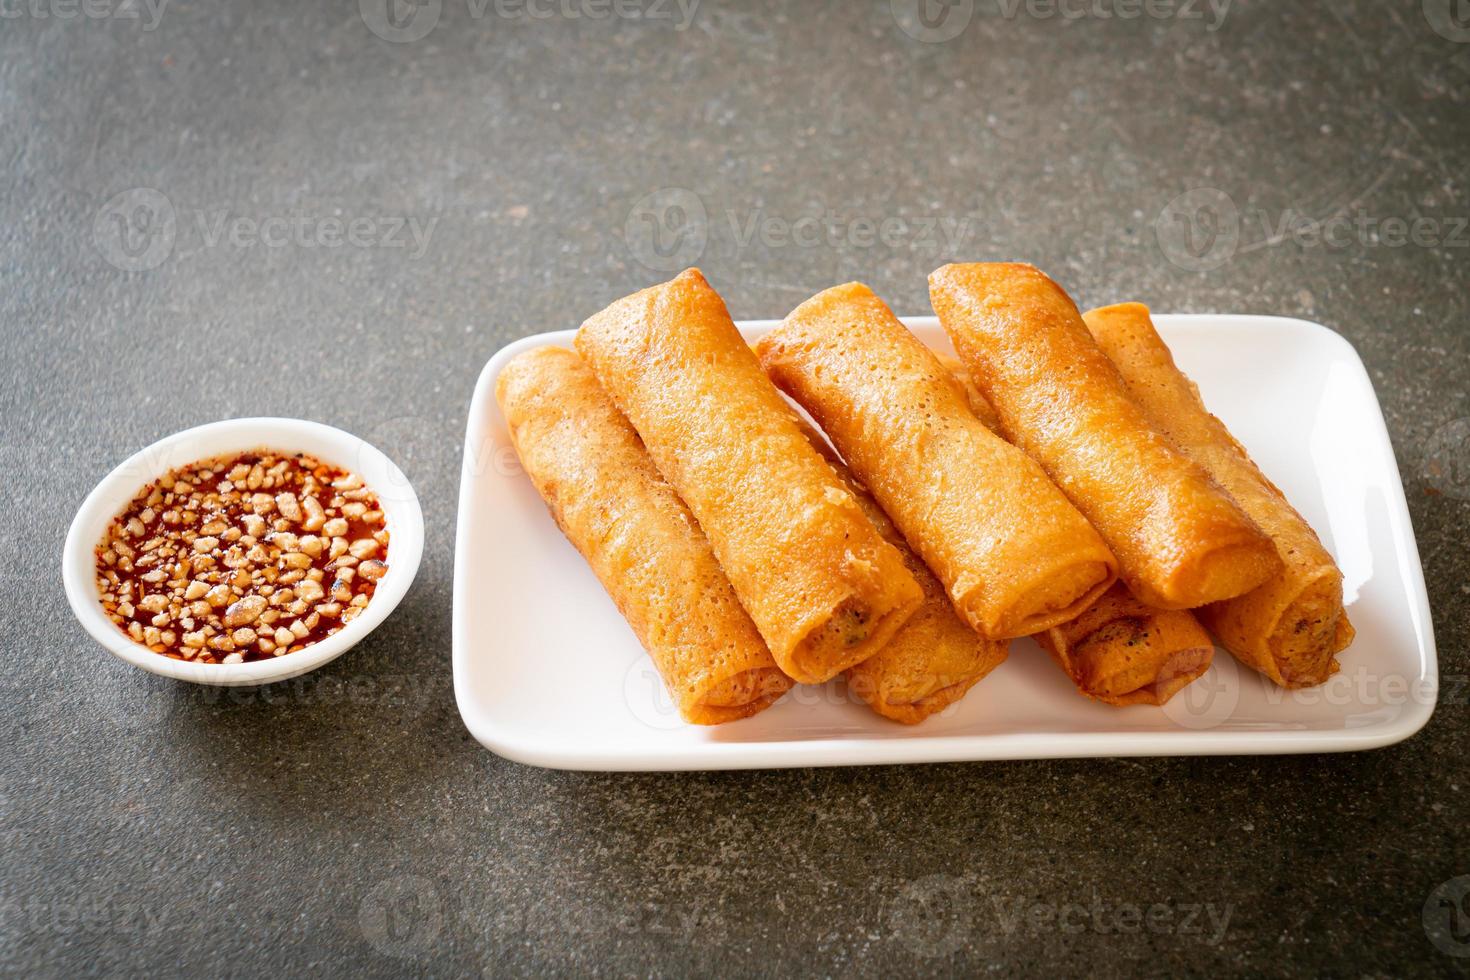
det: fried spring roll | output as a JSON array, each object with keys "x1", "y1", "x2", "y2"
[
  {"x1": 941, "y1": 355, "x2": 1214, "y2": 706},
  {"x1": 1083, "y1": 303, "x2": 1353, "y2": 687},
  {"x1": 496, "y1": 347, "x2": 793, "y2": 724},
  {"x1": 756, "y1": 282, "x2": 1117, "y2": 640},
  {"x1": 930, "y1": 262, "x2": 1280, "y2": 611},
  {"x1": 940, "y1": 355, "x2": 1003, "y2": 430},
  {"x1": 1035, "y1": 583, "x2": 1215, "y2": 706},
  {"x1": 793, "y1": 421, "x2": 1008, "y2": 723},
  {"x1": 575, "y1": 270, "x2": 923, "y2": 684}
]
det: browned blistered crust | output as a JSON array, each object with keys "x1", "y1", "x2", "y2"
[
  {"x1": 930, "y1": 262, "x2": 1280, "y2": 611},
  {"x1": 1036, "y1": 583, "x2": 1214, "y2": 706},
  {"x1": 575, "y1": 269, "x2": 922, "y2": 685},
  {"x1": 944, "y1": 354, "x2": 1214, "y2": 707},
  {"x1": 1083, "y1": 302, "x2": 1352, "y2": 688},
  {"x1": 794, "y1": 420, "x2": 1009, "y2": 724},
  {"x1": 757, "y1": 282, "x2": 1117, "y2": 641},
  {"x1": 496, "y1": 346, "x2": 792, "y2": 724}
]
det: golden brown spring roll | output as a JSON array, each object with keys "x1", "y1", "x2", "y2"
[
  {"x1": 1035, "y1": 583, "x2": 1215, "y2": 706},
  {"x1": 792, "y1": 420, "x2": 1009, "y2": 723},
  {"x1": 941, "y1": 355, "x2": 1214, "y2": 706},
  {"x1": 940, "y1": 355, "x2": 1003, "y2": 430},
  {"x1": 930, "y1": 262, "x2": 1280, "y2": 611},
  {"x1": 1083, "y1": 303, "x2": 1353, "y2": 687},
  {"x1": 496, "y1": 347, "x2": 793, "y2": 724},
  {"x1": 575, "y1": 270, "x2": 923, "y2": 684},
  {"x1": 756, "y1": 282, "x2": 1118, "y2": 640}
]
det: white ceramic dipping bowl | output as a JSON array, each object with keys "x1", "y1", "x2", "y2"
[{"x1": 63, "y1": 417, "x2": 424, "y2": 686}]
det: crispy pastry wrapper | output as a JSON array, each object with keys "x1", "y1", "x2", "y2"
[
  {"x1": 929, "y1": 262, "x2": 1280, "y2": 611},
  {"x1": 1035, "y1": 583, "x2": 1214, "y2": 706},
  {"x1": 943, "y1": 355, "x2": 1213, "y2": 706},
  {"x1": 496, "y1": 347, "x2": 793, "y2": 724},
  {"x1": 575, "y1": 270, "x2": 922, "y2": 684},
  {"x1": 1083, "y1": 302, "x2": 1353, "y2": 687},
  {"x1": 793, "y1": 420, "x2": 1008, "y2": 723},
  {"x1": 756, "y1": 282, "x2": 1117, "y2": 640}
]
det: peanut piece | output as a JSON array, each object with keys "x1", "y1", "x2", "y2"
[{"x1": 224, "y1": 594, "x2": 267, "y2": 627}]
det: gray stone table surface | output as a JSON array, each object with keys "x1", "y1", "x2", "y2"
[{"x1": 3, "y1": 0, "x2": 1468, "y2": 976}]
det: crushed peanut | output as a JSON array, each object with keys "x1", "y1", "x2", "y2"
[{"x1": 95, "y1": 451, "x2": 389, "y2": 664}]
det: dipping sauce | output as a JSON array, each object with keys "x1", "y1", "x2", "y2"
[{"x1": 94, "y1": 451, "x2": 390, "y2": 664}]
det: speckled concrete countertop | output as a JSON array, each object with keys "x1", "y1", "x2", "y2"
[{"x1": 4, "y1": 1, "x2": 1468, "y2": 975}]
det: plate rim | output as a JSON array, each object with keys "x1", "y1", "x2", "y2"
[{"x1": 452, "y1": 314, "x2": 1437, "y2": 771}]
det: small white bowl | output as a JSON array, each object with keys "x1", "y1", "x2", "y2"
[{"x1": 63, "y1": 417, "x2": 424, "y2": 686}]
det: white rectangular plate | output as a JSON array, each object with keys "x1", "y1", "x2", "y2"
[{"x1": 453, "y1": 316, "x2": 1436, "y2": 771}]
